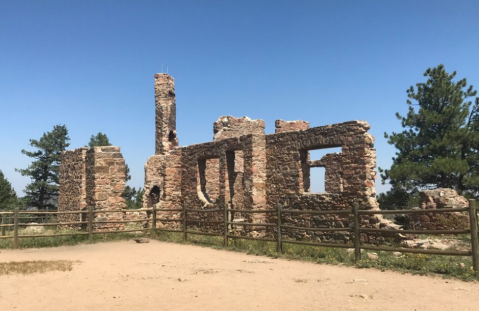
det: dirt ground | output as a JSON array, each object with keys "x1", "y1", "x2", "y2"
[{"x1": 1, "y1": 241, "x2": 479, "y2": 311}]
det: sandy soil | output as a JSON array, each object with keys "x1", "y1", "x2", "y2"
[{"x1": 1, "y1": 240, "x2": 478, "y2": 311}]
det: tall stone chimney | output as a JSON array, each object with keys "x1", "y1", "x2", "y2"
[{"x1": 154, "y1": 73, "x2": 178, "y2": 155}]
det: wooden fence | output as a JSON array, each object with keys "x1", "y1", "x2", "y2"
[
  {"x1": 0, "y1": 207, "x2": 154, "y2": 247},
  {"x1": 1, "y1": 200, "x2": 478, "y2": 270}
]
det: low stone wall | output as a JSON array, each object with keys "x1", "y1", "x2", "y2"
[{"x1": 408, "y1": 188, "x2": 470, "y2": 230}]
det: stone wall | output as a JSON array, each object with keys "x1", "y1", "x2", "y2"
[
  {"x1": 266, "y1": 121, "x2": 377, "y2": 209},
  {"x1": 265, "y1": 121, "x2": 379, "y2": 242},
  {"x1": 213, "y1": 116, "x2": 265, "y2": 141},
  {"x1": 58, "y1": 148, "x2": 88, "y2": 227},
  {"x1": 143, "y1": 150, "x2": 183, "y2": 229},
  {"x1": 86, "y1": 147, "x2": 127, "y2": 230},
  {"x1": 408, "y1": 188, "x2": 470, "y2": 230},
  {"x1": 143, "y1": 73, "x2": 381, "y2": 241},
  {"x1": 58, "y1": 146, "x2": 127, "y2": 230},
  {"x1": 275, "y1": 119, "x2": 310, "y2": 133}
]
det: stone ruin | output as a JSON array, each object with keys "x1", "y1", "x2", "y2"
[
  {"x1": 143, "y1": 73, "x2": 380, "y2": 242},
  {"x1": 58, "y1": 146, "x2": 127, "y2": 230},
  {"x1": 58, "y1": 73, "x2": 383, "y2": 242},
  {"x1": 407, "y1": 188, "x2": 470, "y2": 230}
]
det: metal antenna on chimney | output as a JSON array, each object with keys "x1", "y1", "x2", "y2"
[{"x1": 167, "y1": 66, "x2": 169, "y2": 74}]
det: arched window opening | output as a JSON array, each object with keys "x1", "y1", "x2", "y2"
[
  {"x1": 148, "y1": 186, "x2": 160, "y2": 207},
  {"x1": 168, "y1": 130, "x2": 178, "y2": 147}
]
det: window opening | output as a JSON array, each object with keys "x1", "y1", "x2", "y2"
[
  {"x1": 168, "y1": 130, "x2": 176, "y2": 142},
  {"x1": 302, "y1": 147, "x2": 342, "y2": 193},
  {"x1": 168, "y1": 130, "x2": 178, "y2": 147},
  {"x1": 310, "y1": 166, "x2": 326, "y2": 193},
  {"x1": 198, "y1": 157, "x2": 220, "y2": 203},
  {"x1": 148, "y1": 186, "x2": 160, "y2": 207}
]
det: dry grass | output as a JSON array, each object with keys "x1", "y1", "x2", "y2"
[{"x1": 0, "y1": 260, "x2": 79, "y2": 276}]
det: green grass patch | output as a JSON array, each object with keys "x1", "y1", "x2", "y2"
[
  {"x1": 152, "y1": 231, "x2": 479, "y2": 282},
  {"x1": 0, "y1": 229, "x2": 148, "y2": 249}
]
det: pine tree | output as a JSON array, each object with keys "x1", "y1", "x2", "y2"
[
  {"x1": 121, "y1": 160, "x2": 137, "y2": 206},
  {"x1": 126, "y1": 187, "x2": 144, "y2": 209},
  {"x1": 0, "y1": 170, "x2": 17, "y2": 210},
  {"x1": 16, "y1": 125, "x2": 70, "y2": 210},
  {"x1": 380, "y1": 65, "x2": 479, "y2": 197},
  {"x1": 88, "y1": 132, "x2": 111, "y2": 147}
]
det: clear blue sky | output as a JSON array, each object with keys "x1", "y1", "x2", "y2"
[{"x1": 1, "y1": 0, "x2": 478, "y2": 196}]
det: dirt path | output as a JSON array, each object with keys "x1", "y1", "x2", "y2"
[{"x1": 0, "y1": 240, "x2": 478, "y2": 311}]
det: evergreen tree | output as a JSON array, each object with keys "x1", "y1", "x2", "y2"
[
  {"x1": 126, "y1": 187, "x2": 144, "y2": 209},
  {"x1": 376, "y1": 188, "x2": 419, "y2": 209},
  {"x1": 88, "y1": 132, "x2": 111, "y2": 147},
  {"x1": 0, "y1": 170, "x2": 17, "y2": 210},
  {"x1": 121, "y1": 162, "x2": 137, "y2": 206},
  {"x1": 16, "y1": 125, "x2": 70, "y2": 210},
  {"x1": 380, "y1": 65, "x2": 479, "y2": 197},
  {"x1": 135, "y1": 187, "x2": 144, "y2": 207}
]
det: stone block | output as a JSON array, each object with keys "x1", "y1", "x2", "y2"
[
  {"x1": 94, "y1": 193, "x2": 108, "y2": 201},
  {"x1": 94, "y1": 166, "x2": 110, "y2": 174}
]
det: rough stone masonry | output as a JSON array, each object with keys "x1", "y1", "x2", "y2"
[
  {"x1": 143, "y1": 73, "x2": 381, "y2": 242},
  {"x1": 58, "y1": 73, "x2": 381, "y2": 243},
  {"x1": 58, "y1": 146, "x2": 127, "y2": 230}
]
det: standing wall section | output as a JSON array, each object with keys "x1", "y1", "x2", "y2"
[
  {"x1": 214, "y1": 116, "x2": 267, "y2": 227},
  {"x1": 143, "y1": 150, "x2": 183, "y2": 228},
  {"x1": 85, "y1": 146, "x2": 127, "y2": 230},
  {"x1": 58, "y1": 148, "x2": 88, "y2": 227},
  {"x1": 144, "y1": 73, "x2": 182, "y2": 227},
  {"x1": 58, "y1": 146, "x2": 128, "y2": 230},
  {"x1": 265, "y1": 120, "x2": 379, "y2": 242},
  {"x1": 155, "y1": 73, "x2": 178, "y2": 155}
]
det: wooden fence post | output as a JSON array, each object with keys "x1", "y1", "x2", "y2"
[
  {"x1": 88, "y1": 206, "x2": 93, "y2": 241},
  {"x1": 152, "y1": 205, "x2": 157, "y2": 234},
  {"x1": 224, "y1": 205, "x2": 228, "y2": 247},
  {"x1": 277, "y1": 204, "x2": 282, "y2": 254},
  {"x1": 183, "y1": 207, "x2": 187, "y2": 242},
  {"x1": 468, "y1": 199, "x2": 479, "y2": 271},
  {"x1": 13, "y1": 208, "x2": 19, "y2": 249},
  {"x1": 353, "y1": 202, "x2": 361, "y2": 261},
  {"x1": 1, "y1": 214, "x2": 5, "y2": 236}
]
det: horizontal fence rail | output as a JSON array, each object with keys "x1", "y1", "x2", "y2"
[
  {"x1": 354, "y1": 201, "x2": 478, "y2": 269},
  {"x1": 0, "y1": 207, "x2": 157, "y2": 248},
  {"x1": 1, "y1": 200, "x2": 478, "y2": 271}
]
